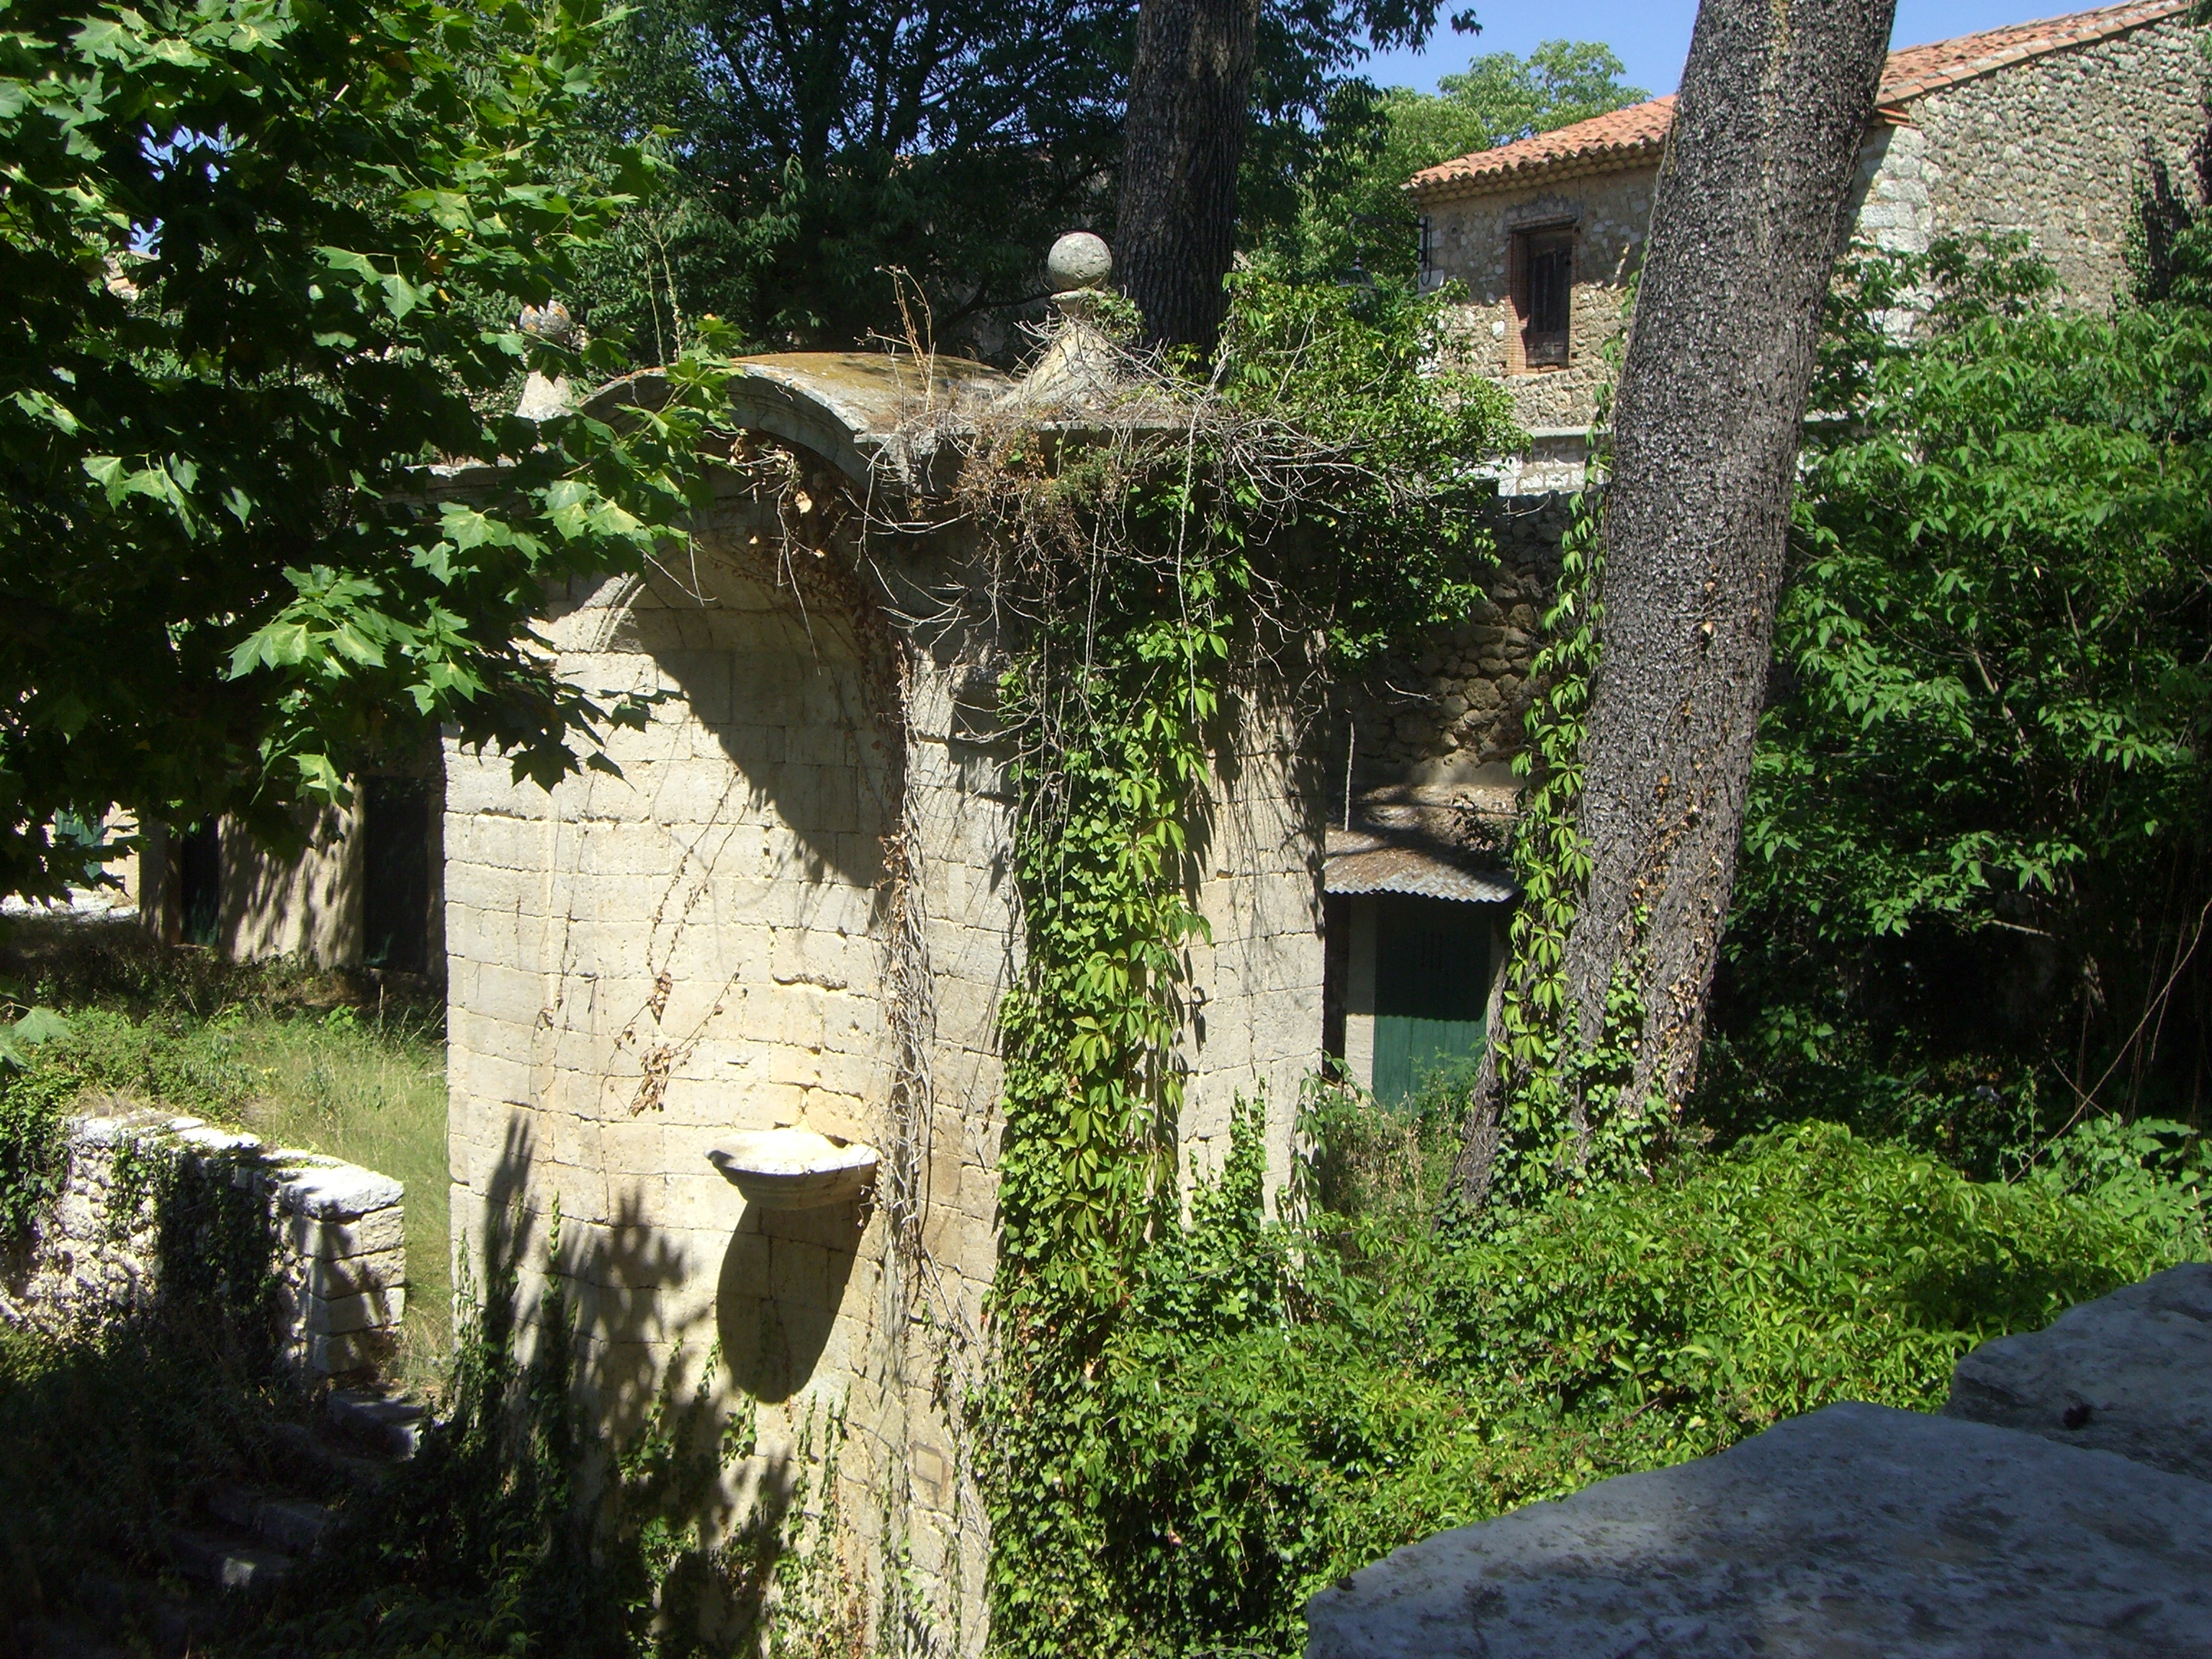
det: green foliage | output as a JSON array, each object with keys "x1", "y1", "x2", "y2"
[
  {"x1": 987, "y1": 1110, "x2": 2172, "y2": 1658},
  {"x1": 981, "y1": 276, "x2": 1511, "y2": 1654},
  {"x1": 2031, "y1": 1114, "x2": 2212, "y2": 1256},
  {"x1": 1257, "y1": 42, "x2": 1645, "y2": 287},
  {"x1": 1218, "y1": 276, "x2": 1516, "y2": 662},
  {"x1": 0, "y1": 1018, "x2": 72, "y2": 1239},
  {"x1": 0, "y1": 1306, "x2": 299, "y2": 1637},
  {"x1": 0, "y1": 1128, "x2": 298, "y2": 1641},
  {"x1": 8, "y1": 1004, "x2": 255, "y2": 1118},
  {"x1": 569, "y1": 0, "x2": 1128, "y2": 353},
  {"x1": 0, "y1": 995, "x2": 263, "y2": 1241},
  {"x1": 567, "y1": 0, "x2": 1468, "y2": 356},
  {"x1": 245, "y1": 1211, "x2": 856, "y2": 1658},
  {"x1": 0, "y1": 0, "x2": 740, "y2": 900},
  {"x1": 0, "y1": 922, "x2": 453, "y2": 1374},
  {"x1": 1701, "y1": 234, "x2": 2212, "y2": 1169}
]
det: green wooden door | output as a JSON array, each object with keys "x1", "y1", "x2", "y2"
[{"x1": 1372, "y1": 894, "x2": 1490, "y2": 1107}]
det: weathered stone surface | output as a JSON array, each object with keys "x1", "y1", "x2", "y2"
[
  {"x1": 2, "y1": 1114, "x2": 407, "y2": 1380},
  {"x1": 287, "y1": 1205, "x2": 405, "y2": 1262},
  {"x1": 1305, "y1": 1401, "x2": 2212, "y2": 1658},
  {"x1": 263, "y1": 1154, "x2": 405, "y2": 1220},
  {"x1": 1945, "y1": 1262, "x2": 2212, "y2": 1484}
]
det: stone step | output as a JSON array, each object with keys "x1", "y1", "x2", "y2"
[
  {"x1": 328, "y1": 1385, "x2": 429, "y2": 1459},
  {"x1": 167, "y1": 1527, "x2": 292, "y2": 1592},
  {"x1": 266, "y1": 1417, "x2": 393, "y2": 1491},
  {"x1": 1944, "y1": 1261, "x2": 2212, "y2": 1482},
  {"x1": 24, "y1": 1572, "x2": 198, "y2": 1659},
  {"x1": 205, "y1": 1481, "x2": 333, "y2": 1553}
]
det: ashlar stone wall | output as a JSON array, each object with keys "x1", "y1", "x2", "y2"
[
  {"x1": 444, "y1": 448, "x2": 1327, "y2": 1652},
  {"x1": 442, "y1": 504, "x2": 972, "y2": 1624}
]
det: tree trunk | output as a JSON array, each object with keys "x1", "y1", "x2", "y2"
[
  {"x1": 1454, "y1": 0, "x2": 1896, "y2": 1208},
  {"x1": 1114, "y1": 0, "x2": 1259, "y2": 354}
]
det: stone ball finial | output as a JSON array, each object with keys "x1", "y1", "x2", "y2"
[
  {"x1": 519, "y1": 300, "x2": 577, "y2": 346},
  {"x1": 1045, "y1": 232, "x2": 1112, "y2": 295}
]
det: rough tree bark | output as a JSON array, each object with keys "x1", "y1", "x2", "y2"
[
  {"x1": 1114, "y1": 0, "x2": 1260, "y2": 354},
  {"x1": 1454, "y1": 0, "x2": 1898, "y2": 1209}
]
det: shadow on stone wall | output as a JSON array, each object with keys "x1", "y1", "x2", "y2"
[
  {"x1": 390, "y1": 1114, "x2": 846, "y2": 1654},
  {"x1": 716, "y1": 1200, "x2": 863, "y2": 1405}
]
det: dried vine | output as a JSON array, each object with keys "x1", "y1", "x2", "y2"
[{"x1": 875, "y1": 278, "x2": 1515, "y2": 1655}]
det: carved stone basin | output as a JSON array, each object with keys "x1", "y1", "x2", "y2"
[{"x1": 707, "y1": 1128, "x2": 879, "y2": 1210}]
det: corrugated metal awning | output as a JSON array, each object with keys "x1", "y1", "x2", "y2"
[{"x1": 1324, "y1": 826, "x2": 1517, "y2": 905}]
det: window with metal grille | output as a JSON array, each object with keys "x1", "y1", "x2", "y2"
[{"x1": 1514, "y1": 226, "x2": 1574, "y2": 369}]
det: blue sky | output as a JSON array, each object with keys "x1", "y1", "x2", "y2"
[{"x1": 1362, "y1": 1, "x2": 2080, "y2": 99}]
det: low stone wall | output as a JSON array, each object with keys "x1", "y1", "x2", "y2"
[{"x1": 1, "y1": 1110, "x2": 405, "y2": 1377}]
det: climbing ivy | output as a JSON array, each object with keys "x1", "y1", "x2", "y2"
[
  {"x1": 973, "y1": 275, "x2": 1514, "y2": 1654},
  {"x1": 1440, "y1": 280, "x2": 1701, "y2": 1231}
]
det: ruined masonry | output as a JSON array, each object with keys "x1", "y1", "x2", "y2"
[
  {"x1": 3, "y1": 1110, "x2": 406, "y2": 1377},
  {"x1": 1305, "y1": 1264, "x2": 2212, "y2": 1657},
  {"x1": 442, "y1": 339, "x2": 1325, "y2": 1645}
]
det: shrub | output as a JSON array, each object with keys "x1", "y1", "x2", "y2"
[{"x1": 1027, "y1": 1117, "x2": 2175, "y2": 1659}]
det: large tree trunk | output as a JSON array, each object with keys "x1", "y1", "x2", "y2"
[
  {"x1": 1454, "y1": 0, "x2": 1896, "y2": 1208},
  {"x1": 1114, "y1": 0, "x2": 1259, "y2": 354}
]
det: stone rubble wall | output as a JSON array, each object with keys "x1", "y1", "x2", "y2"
[
  {"x1": 1339, "y1": 498, "x2": 1571, "y2": 788},
  {"x1": 1, "y1": 1110, "x2": 406, "y2": 1377},
  {"x1": 1419, "y1": 170, "x2": 1651, "y2": 437},
  {"x1": 1913, "y1": 13, "x2": 2205, "y2": 313},
  {"x1": 1418, "y1": 9, "x2": 2204, "y2": 449}
]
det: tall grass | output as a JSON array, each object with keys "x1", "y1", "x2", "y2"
[{"x1": 235, "y1": 1005, "x2": 451, "y2": 1392}]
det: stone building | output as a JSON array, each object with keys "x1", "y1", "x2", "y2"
[
  {"x1": 1313, "y1": 0, "x2": 2209, "y2": 1102},
  {"x1": 1408, "y1": 0, "x2": 2205, "y2": 490},
  {"x1": 135, "y1": 778, "x2": 444, "y2": 974},
  {"x1": 441, "y1": 341, "x2": 1324, "y2": 1646}
]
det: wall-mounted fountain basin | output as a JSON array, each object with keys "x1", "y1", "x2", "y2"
[{"x1": 707, "y1": 1128, "x2": 879, "y2": 1210}]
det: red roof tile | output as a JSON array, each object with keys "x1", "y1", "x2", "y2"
[{"x1": 1408, "y1": 0, "x2": 2189, "y2": 202}]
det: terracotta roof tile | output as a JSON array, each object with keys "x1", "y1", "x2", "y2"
[{"x1": 1408, "y1": 0, "x2": 2189, "y2": 202}]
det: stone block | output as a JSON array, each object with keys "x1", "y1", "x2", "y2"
[
  {"x1": 284, "y1": 1283, "x2": 404, "y2": 1336},
  {"x1": 300, "y1": 1326, "x2": 398, "y2": 1376},
  {"x1": 1306, "y1": 1402, "x2": 2212, "y2": 1659},
  {"x1": 770, "y1": 1238, "x2": 831, "y2": 1308},
  {"x1": 288, "y1": 1205, "x2": 406, "y2": 1261},
  {"x1": 264, "y1": 1157, "x2": 404, "y2": 1222},
  {"x1": 304, "y1": 1246, "x2": 406, "y2": 1300},
  {"x1": 1945, "y1": 1262, "x2": 2212, "y2": 1484}
]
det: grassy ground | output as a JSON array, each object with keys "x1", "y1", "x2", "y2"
[{"x1": 0, "y1": 917, "x2": 453, "y2": 1393}]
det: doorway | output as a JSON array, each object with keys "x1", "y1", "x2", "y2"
[{"x1": 1370, "y1": 894, "x2": 1491, "y2": 1105}]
